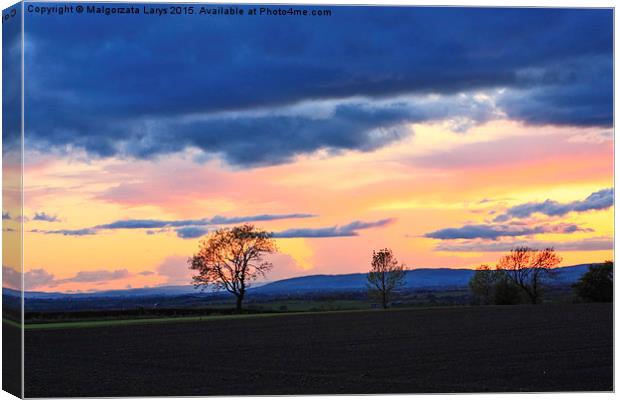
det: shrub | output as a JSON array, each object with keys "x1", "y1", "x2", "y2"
[{"x1": 573, "y1": 261, "x2": 613, "y2": 303}]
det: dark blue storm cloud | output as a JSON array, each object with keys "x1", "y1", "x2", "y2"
[
  {"x1": 22, "y1": 6, "x2": 612, "y2": 166},
  {"x1": 2, "y1": 3, "x2": 22, "y2": 155}
]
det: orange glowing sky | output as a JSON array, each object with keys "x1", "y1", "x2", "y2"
[
  {"x1": 10, "y1": 119, "x2": 613, "y2": 293},
  {"x1": 3, "y1": 7, "x2": 613, "y2": 293}
]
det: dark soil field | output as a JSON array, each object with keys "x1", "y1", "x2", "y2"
[
  {"x1": 24, "y1": 303, "x2": 612, "y2": 397},
  {"x1": 2, "y1": 322, "x2": 22, "y2": 398}
]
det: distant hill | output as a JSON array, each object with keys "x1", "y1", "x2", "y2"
[
  {"x1": 254, "y1": 264, "x2": 593, "y2": 294},
  {"x1": 4, "y1": 263, "x2": 594, "y2": 300},
  {"x1": 3, "y1": 285, "x2": 202, "y2": 300},
  {"x1": 254, "y1": 268, "x2": 475, "y2": 293}
]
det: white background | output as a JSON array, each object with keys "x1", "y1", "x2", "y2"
[{"x1": 0, "y1": 0, "x2": 616, "y2": 399}]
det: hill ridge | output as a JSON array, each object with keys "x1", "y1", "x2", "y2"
[{"x1": 4, "y1": 263, "x2": 595, "y2": 300}]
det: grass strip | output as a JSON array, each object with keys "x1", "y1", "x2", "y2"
[
  {"x1": 25, "y1": 307, "x2": 423, "y2": 329},
  {"x1": 3, "y1": 318, "x2": 23, "y2": 329},
  {"x1": 21, "y1": 304, "x2": 484, "y2": 330}
]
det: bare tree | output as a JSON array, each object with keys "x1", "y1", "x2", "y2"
[
  {"x1": 189, "y1": 224, "x2": 277, "y2": 311},
  {"x1": 367, "y1": 248, "x2": 406, "y2": 309},
  {"x1": 496, "y1": 247, "x2": 561, "y2": 304}
]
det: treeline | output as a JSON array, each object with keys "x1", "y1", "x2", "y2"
[
  {"x1": 188, "y1": 225, "x2": 612, "y2": 312},
  {"x1": 469, "y1": 247, "x2": 612, "y2": 305}
]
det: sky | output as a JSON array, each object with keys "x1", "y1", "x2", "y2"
[{"x1": 2, "y1": 5, "x2": 613, "y2": 293}]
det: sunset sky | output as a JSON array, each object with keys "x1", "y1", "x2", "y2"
[{"x1": 3, "y1": 6, "x2": 613, "y2": 293}]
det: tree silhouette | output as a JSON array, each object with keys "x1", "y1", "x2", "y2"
[
  {"x1": 367, "y1": 248, "x2": 406, "y2": 309},
  {"x1": 573, "y1": 261, "x2": 613, "y2": 302},
  {"x1": 189, "y1": 224, "x2": 277, "y2": 311},
  {"x1": 496, "y1": 247, "x2": 561, "y2": 304},
  {"x1": 469, "y1": 265, "x2": 497, "y2": 305},
  {"x1": 469, "y1": 264, "x2": 522, "y2": 305},
  {"x1": 492, "y1": 274, "x2": 523, "y2": 305}
]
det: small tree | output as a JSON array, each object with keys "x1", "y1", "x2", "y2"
[
  {"x1": 493, "y1": 274, "x2": 523, "y2": 305},
  {"x1": 573, "y1": 261, "x2": 613, "y2": 303},
  {"x1": 367, "y1": 248, "x2": 406, "y2": 309},
  {"x1": 470, "y1": 264, "x2": 522, "y2": 305},
  {"x1": 189, "y1": 224, "x2": 277, "y2": 311},
  {"x1": 469, "y1": 265, "x2": 497, "y2": 305},
  {"x1": 496, "y1": 247, "x2": 561, "y2": 304}
]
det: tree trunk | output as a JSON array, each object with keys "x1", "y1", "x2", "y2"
[
  {"x1": 235, "y1": 293, "x2": 243, "y2": 312},
  {"x1": 382, "y1": 291, "x2": 387, "y2": 309}
]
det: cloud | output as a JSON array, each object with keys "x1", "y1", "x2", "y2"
[
  {"x1": 156, "y1": 256, "x2": 192, "y2": 285},
  {"x1": 22, "y1": 8, "x2": 612, "y2": 167},
  {"x1": 54, "y1": 269, "x2": 130, "y2": 285},
  {"x1": 260, "y1": 252, "x2": 308, "y2": 281},
  {"x1": 33, "y1": 213, "x2": 316, "y2": 236},
  {"x1": 107, "y1": 217, "x2": 397, "y2": 239},
  {"x1": 497, "y1": 56, "x2": 612, "y2": 127},
  {"x1": 138, "y1": 270, "x2": 155, "y2": 276},
  {"x1": 175, "y1": 227, "x2": 209, "y2": 239},
  {"x1": 2, "y1": 266, "x2": 57, "y2": 290},
  {"x1": 30, "y1": 95, "x2": 499, "y2": 168},
  {"x1": 273, "y1": 218, "x2": 395, "y2": 238},
  {"x1": 435, "y1": 237, "x2": 613, "y2": 252},
  {"x1": 2, "y1": 9, "x2": 21, "y2": 156},
  {"x1": 95, "y1": 220, "x2": 172, "y2": 230},
  {"x1": 40, "y1": 215, "x2": 395, "y2": 239},
  {"x1": 24, "y1": 268, "x2": 57, "y2": 288},
  {"x1": 3, "y1": 266, "x2": 130, "y2": 290},
  {"x1": 95, "y1": 213, "x2": 315, "y2": 230},
  {"x1": 33, "y1": 212, "x2": 60, "y2": 222},
  {"x1": 424, "y1": 222, "x2": 587, "y2": 240},
  {"x1": 33, "y1": 228, "x2": 97, "y2": 236},
  {"x1": 2, "y1": 266, "x2": 21, "y2": 289},
  {"x1": 493, "y1": 188, "x2": 613, "y2": 222},
  {"x1": 411, "y1": 133, "x2": 612, "y2": 170}
]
